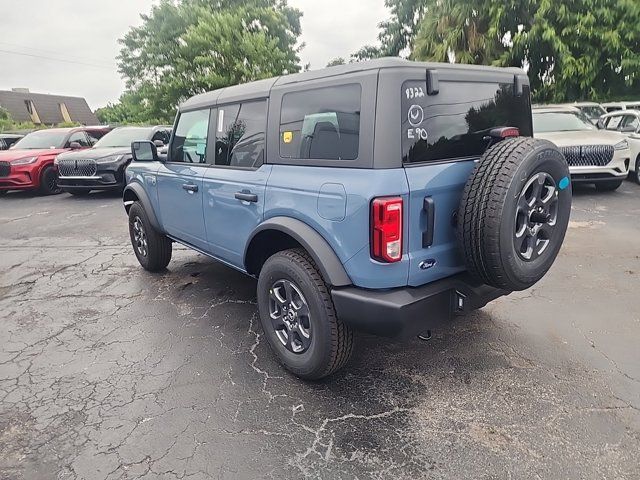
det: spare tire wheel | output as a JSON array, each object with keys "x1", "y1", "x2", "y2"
[{"x1": 457, "y1": 137, "x2": 572, "y2": 291}]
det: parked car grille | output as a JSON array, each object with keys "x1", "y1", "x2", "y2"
[
  {"x1": 559, "y1": 145, "x2": 614, "y2": 167},
  {"x1": 0, "y1": 161, "x2": 9, "y2": 177},
  {"x1": 57, "y1": 159, "x2": 97, "y2": 177}
]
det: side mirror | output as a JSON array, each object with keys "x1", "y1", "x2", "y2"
[
  {"x1": 69, "y1": 141, "x2": 82, "y2": 149},
  {"x1": 131, "y1": 140, "x2": 159, "y2": 162}
]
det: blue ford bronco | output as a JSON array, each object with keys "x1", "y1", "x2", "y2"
[{"x1": 123, "y1": 58, "x2": 572, "y2": 380}]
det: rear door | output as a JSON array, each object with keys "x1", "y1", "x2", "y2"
[
  {"x1": 401, "y1": 73, "x2": 532, "y2": 286},
  {"x1": 202, "y1": 100, "x2": 271, "y2": 268},
  {"x1": 157, "y1": 108, "x2": 210, "y2": 250}
]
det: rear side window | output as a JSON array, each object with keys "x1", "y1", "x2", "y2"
[
  {"x1": 402, "y1": 81, "x2": 532, "y2": 164},
  {"x1": 170, "y1": 109, "x2": 210, "y2": 163},
  {"x1": 280, "y1": 84, "x2": 361, "y2": 161},
  {"x1": 215, "y1": 100, "x2": 267, "y2": 168}
]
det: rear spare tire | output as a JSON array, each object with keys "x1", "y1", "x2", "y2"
[{"x1": 457, "y1": 137, "x2": 572, "y2": 291}]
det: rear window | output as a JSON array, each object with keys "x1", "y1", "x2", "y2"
[
  {"x1": 402, "y1": 80, "x2": 532, "y2": 164},
  {"x1": 280, "y1": 84, "x2": 361, "y2": 161}
]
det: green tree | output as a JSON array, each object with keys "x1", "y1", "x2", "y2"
[
  {"x1": 353, "y1": 0, "x2": 426, "y2": 59},
  {"x1": 0, "y1": 107, "x2": 13, "y2": 132},
  {"x1": 117, "y1": 0, "x2": 302, "y2": 121},
  {"x1": 361, "y1": 0, "x2": 640, "y2": 102},
  {"x1": 326, "y1": 57, "x2": 346, "y2": 67},
  {"x1": 95, "y1": 91, "x2": 165, "y2": 125},
  {"x1": 501, "y1": 0, "x2": 640, "y2": 102}
]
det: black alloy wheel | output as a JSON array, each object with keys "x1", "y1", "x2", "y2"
[
  {"x1": 269, "y1": 279, "x2": 312, "y2": 354},
  {"x1": 514, "y1": 172, "x2": 559, "y2": 261},
  {"x1": 132, "y1": 216, "x2": 149, "y2": 258}
]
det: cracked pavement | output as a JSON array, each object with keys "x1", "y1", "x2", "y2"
[{"x1": 1, "y1": 183, "x2": 639, "y2": 479}]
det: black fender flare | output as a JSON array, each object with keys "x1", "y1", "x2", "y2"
[
  {"x1": 123, "y1": 182, "x2": 163, "y2": 232},
  {"x1": 245, "y1": 217, "x2": 352, "y2": 287}
]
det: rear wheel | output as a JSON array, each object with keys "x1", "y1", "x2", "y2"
[
  {"x1": 128, "y1": 202, "x2": 172, "y2": 272},
  {"x1": 39, "y1": 165, "x2": 62, "y2": 195},
  {"x1": 595, "y1": 179, "x2": 623, "y2": 192},
  {"x1": 458, "y1": 137, "x2": 572, "y2": 291},
  {"x1": 68, "y1": 188, "x2": 92, "y2": 196},
  {"x1": 257, "y1": 248, "x2": 353, "y2": 380}
]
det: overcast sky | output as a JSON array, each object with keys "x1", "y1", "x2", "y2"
[{"x1": 0, "y1": 0, "x2": 388, "y2": 110}]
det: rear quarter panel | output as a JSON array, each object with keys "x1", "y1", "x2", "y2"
[{"x1": 264, "y1": 165, "x2": 410, "y2": 289}]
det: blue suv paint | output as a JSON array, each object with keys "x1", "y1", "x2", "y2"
[{"x1": 123, "y1": 58, "x2": 571, "y2": 379}]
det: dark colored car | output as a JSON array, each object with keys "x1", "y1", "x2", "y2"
[
  {"x1": 0, "y1": 134, "x2": 24, "y2": 150},
  {"x1": 0, "y1": 127, "x2": 110, "y2": 195},
  {"x1": 56, "y1": 126, "x2": 172, "y2": 195},
  {"x1": 123, "y1": 58, "x2": 572, "y2": 379}
]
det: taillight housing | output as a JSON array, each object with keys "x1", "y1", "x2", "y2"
[{"x1": 371, "y1": 197, "x2": 403, "y2": 263}]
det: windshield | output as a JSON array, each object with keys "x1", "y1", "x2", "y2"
[
  {"x1": 533, "y1": 112, "x2": 596, "y2": 133},
  {"x1": 94, "y1": 127, "x2": 152, "y2": 148},
  {"x1": 11, "y1": 130, "x2": 68, "y2": 149}
]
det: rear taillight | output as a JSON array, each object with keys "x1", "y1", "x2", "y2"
[
  {"x1": 371, "y1": 197, "x2": 403, "y2": 263},
  {"x1": 490, "y1": 127, "x2": 520, "y2": 138}
]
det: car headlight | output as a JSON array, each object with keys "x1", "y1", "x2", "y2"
[
  {"x1": 95, "y1": 154, "x2": 124, "y2": 164},
  {"x1": 613, "y1": 139, "x2": 629, "y2": 151},
  {"x1": 54, "y1": 156, "x2": 60, "y2": 165},
  {"x1": 11, "y1": 156, "x2": 37, "y2": 165}
]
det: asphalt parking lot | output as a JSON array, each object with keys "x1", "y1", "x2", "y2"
[{"x1": 1, "y1": 182, "x2": 639, "y2": 480}]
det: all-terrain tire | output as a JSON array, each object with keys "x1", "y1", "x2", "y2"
[
  {"x1": 595, "y1": 179, "x2": 624, "y2": 192},
  {"x1": 257, "y1": 248, "x2": 354, "y2": 380},
  {"x1": 39, "y1": 165, "x2": 62, "y2": 195},
  {"x1": 128, "y1": 201, "x2": 172, "y2": 272},
  {"x1": 457, "y1": 137, "x2": 572, "y2": 291}
]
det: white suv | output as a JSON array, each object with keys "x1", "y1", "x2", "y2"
[
  {"x1": 533, "y1": 106, "x2": 631, "y2": 191},
  {"x1": 599, "y1": 110, "x2": 640, "y2": 183}
]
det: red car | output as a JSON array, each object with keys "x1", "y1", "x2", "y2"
[{"x1": 0, "y1": 127, "x2": 110, "y2": 195}]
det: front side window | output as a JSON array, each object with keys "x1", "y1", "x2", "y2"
[
  {"x1": 170, "y1": 109, "x2": 210, "y2": 163},
  {"x1": 603, "y1": 115, "x2": 623, "y2": 131},
  {"x1": 215, "y1": 101, "x2": 267, "y2": 168},
  {"x1": 621, "y1": 115, "x2": 639, "y2": 131},
  {"x1": 67, "y1": 131, "x2": 90, "y2": 147},
  {"x1": 280, "y1": 84, "x2": 361, "y2": 161},
  {"x1": 402, "y1": 80, "x2": 533, "y2": 164}
]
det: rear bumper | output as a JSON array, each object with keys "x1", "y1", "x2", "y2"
[{"x1": 331, "y1": 273, "x2": 509, "y2": 339}]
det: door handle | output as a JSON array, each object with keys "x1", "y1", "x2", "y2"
[
  {"x1": 235, "y1": 191, "x2": 258, "y2": 203},
  {"x1": 182, "y1": 183, "x2": 198, "y2": 193},
  {"x1": 422, "y1": 196, "x2": 435, "y2": 248}
]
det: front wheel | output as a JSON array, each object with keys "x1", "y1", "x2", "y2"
[
  {"x1": 257, "y1": 249, "x2": 354, "y2": 380},
  {"x1": 39, "y1": 166, "x2": 62, "y2": 195},
  {"x1": 595, "y1": 179, "x2": 623, "y2": 192},
  {"x1": 128, "y1": 202, "x2": 172, "y2": 272}
]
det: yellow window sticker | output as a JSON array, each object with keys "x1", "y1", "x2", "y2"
[{"x1": 283, "y1": 131, "x2": 293, "y2": 144}]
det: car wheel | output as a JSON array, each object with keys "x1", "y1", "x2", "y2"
[
  {"x1": 595, "y1": 179, "x2": 623, "y2": 192},
  {"x1": 632, "y1": 156, "x2": 640, "y2": 185},
  {"x1": 68, "y1": 189, "x2": 92, "y2": 196},
  {"x1": 257, "y1": 248, "x2": 354, "y2": 380},
  {"x1": 128, "y1": 201, "x2": 172, "y2": 272},
  {"x1": 458, "y1": 137, "x2": 572, "y2": 291},
  {"x1": 0, "y1": 191, "x2": 6, "y2": 197},
  {"x1": 39, "y1": 165, "x2": 62, "y2": 195}
]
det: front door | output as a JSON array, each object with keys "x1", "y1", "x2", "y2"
[
  {"x1": 202, "y1": 100, "x2": 270, "y2": 268},
  {"x1": 157, "y1": 108, "x2": 211, "y2": 251}
]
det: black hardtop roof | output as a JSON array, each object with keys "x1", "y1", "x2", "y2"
[{"x1": 180, "y1": 57, "x2": 526, "y2": 111}]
